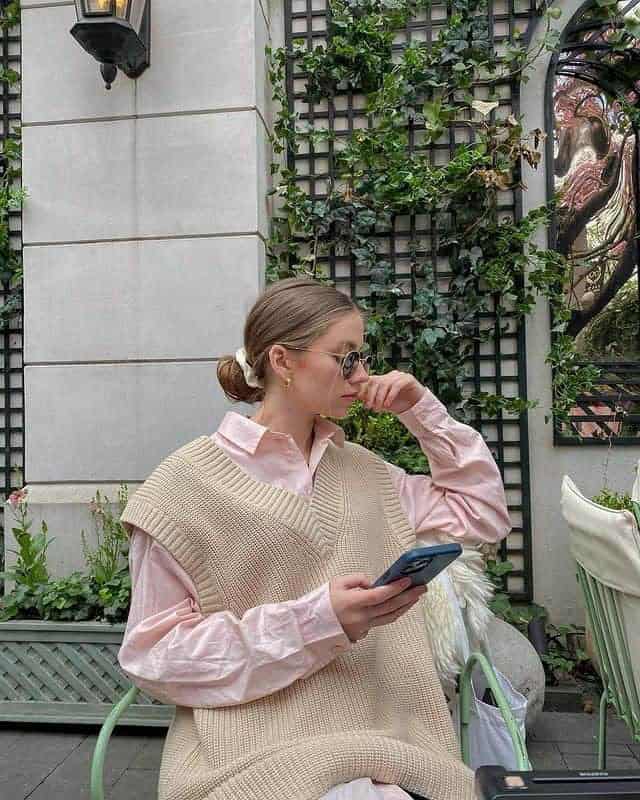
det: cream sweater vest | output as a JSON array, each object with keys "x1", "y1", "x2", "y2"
[{"x1": 121, "y1": 435, "x2": 475, "y2": 800}]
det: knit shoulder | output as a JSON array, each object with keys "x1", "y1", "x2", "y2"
[
  {"x1": 342, "y1": 439, "x2": 404, "y2": 481},
  {"x1": 342, "y1": 439, "x2": 389, "y2": 468},
  {"x1": 119, "y1": 436, "x2": 212, "y2": 537}
]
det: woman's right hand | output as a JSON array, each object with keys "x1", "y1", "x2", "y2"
[{"x1": 329, "y1": 573, "x2": 427, "y2": 643}]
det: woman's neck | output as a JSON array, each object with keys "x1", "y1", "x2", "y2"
[{"x1": 250, "y1": 400, "x2": 316, "y2": 465}]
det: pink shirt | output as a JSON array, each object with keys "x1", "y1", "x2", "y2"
[{"x1": 118, "y1": 389, "x2": 510, "y2": 798}]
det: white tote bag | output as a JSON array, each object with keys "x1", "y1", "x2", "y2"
[{"x1": 452, "y1": 665, "x2": 527, "y2": 770}]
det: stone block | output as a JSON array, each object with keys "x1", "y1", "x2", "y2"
[
  {"x1": 255, "y1": 0, "x2": 272, "y2": 130},
  {"x1": 137, "y1": 0, "x2": 264, "y2": 118},
  {"x1": 22, "y1": 4, "x2": 135, "y2": 125},
  {"x1": 22, "y1": 111, "x2": 267, "y2": 244},
  {"x1": 24, "y1": 236, "x2": 264, "y2": 362},
  {"x1": 135, "y1": 111, "x2": 267, "y2": 239},
  {"x1": 22, "y1": 120, "x2": 137, "y2": 243},
  {"x1": 24, "y1": 362, "x2": 252, "y2": 483},
  {"x1": 22, "y1": 0, "x2": 270, "y2": 123},
  {"x1": 21, "y1": 0, "x2": 72, "y2": 7}
]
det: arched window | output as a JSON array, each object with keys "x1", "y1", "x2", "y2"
[{"x1": 548, "y1": 0, "x2": 640, "y2": 442}]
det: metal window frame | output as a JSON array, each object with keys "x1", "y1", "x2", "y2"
[{"x1": 545, "y1": 0, "x2": 640, "y2": 446}]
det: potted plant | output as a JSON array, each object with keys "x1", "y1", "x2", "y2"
[{"x1": 0, "y1": 487, "x2": 171, "y2": 725}]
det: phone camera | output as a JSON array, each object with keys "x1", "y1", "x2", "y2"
[{"x1": 403, "y1": 557, "x2": 431, "y2": 574}]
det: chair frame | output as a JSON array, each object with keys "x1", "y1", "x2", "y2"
[
  {"x1": 459, "y1": 649, "x2": 531, "y2": 770},
  {"x1": 90, "y1": 645, "x2": 530, "y2": 799},
  {"x1": 90, "y1": 685, "x2": 140, "y2": 800},
  {"x1": 575, "y1": 501, "x2": 640, "y2": 769}
]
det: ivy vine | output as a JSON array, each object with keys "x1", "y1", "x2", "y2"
[{"x1": 266, "y1": 0, "x2": 611, "y2": 455}]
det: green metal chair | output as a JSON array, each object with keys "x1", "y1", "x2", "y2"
[
  {"x1": 90, "y1": 640, "x2": 529, "y2": 798},
  {"x1": 90, "y1": 685, "x2": 140, "y2": 800},
  {"x1": 561, "y1": 475, "x2": 640, "y2": 769},
  {"x1": 459, "y1": 647, "x2": 530, "y2": 770}
]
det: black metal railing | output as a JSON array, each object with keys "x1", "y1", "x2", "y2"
[{"x1": 0, "y1": 14, "x2": 22, "y2": 576}]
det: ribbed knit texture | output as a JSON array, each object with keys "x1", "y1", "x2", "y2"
[{"x1": 120, "y1": 436, "x2": 475, "y2": 800}]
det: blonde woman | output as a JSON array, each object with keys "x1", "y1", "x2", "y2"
[{"x1": 118, "y1": 277, "x2": 511, "y2": 800}]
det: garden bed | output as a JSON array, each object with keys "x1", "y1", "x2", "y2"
[{"x1": 0, "y1": 620, "x2": 172, "y2": 726}]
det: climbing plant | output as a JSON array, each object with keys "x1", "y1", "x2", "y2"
[{"x1": 266, "y1": 0, "x2": 608, "y2": 452}]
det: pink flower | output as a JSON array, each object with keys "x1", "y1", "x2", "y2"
[
  {"x1": 7, "y1": 488, "x2": 27, "y2": 507},
  {"x1": 89, "y1": 500, "x2": 104, "y2": 515}
]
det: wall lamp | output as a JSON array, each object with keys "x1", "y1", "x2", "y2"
[{"x1": 70, "y1": 0, "x2": 150, "y2": 90}]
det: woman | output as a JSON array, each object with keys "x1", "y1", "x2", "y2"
[{"x1": 118, "y1": 277, "x2": 511, "y2": 800}]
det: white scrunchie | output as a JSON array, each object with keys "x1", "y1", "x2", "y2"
[{"x1": 235, "y1": 347, "x2": 264, "y2": 389}]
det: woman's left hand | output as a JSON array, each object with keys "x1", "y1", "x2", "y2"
[{"x1": 356, "y1": 370, "x2": 425, "y2": 415}]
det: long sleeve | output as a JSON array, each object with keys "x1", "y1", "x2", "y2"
[
  {"x1": 118, "y1": 528, "x2": 352, "y2": 707},
  {"x1": 385, "y1": 389, "x2": 511, "y2": 545}
]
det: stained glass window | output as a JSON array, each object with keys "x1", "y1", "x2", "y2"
[{"x1": 550, "y1": 0, "x2": 640, "y2": 442}]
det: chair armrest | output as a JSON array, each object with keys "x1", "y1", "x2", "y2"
[
  {"x1": 458, "y1": 651, "x2": 531, "y2": 771},
  {"x1": 90, "y1": 685, "x2": 140, "y2": 800},
  {"x1": 631, "y1": 501, "x2": 640, "y2": 531}
]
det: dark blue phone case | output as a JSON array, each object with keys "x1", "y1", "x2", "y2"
[{"x1": 371, "y1": 543, "x2": 462, "y2": 588}]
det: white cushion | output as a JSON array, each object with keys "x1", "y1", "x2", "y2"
[
  {"x1": 560, "y1": 475, "x2": 640, "y2": 693},
  {"x1": 633, "y1": 459, "x2": 640, "y2": 503}
]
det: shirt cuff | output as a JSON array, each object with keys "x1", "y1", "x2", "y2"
[
  {"x1": 295, "y1": 582, "x2": 353, "y2": 657},
  {"x1": 396, "y1": 387, "x2": 449, "y2": 439}
]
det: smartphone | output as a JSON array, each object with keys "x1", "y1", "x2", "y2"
[{"x1": 371, "y1": 543, "x2": 462, "y2": 589}]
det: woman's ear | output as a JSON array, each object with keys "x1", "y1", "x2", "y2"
[{"x1": 266, "y1": 344, "x2": 294, "y2": 383}]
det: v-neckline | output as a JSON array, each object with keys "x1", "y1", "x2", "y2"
[{"x1": 180, "y1": 435, "x2": 347, "y2": 558}]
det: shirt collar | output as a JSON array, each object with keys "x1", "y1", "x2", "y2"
[{"x1": 217, "y1": 410, "x2": 346, "y2": 456}]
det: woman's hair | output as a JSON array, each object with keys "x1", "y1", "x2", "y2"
[{"x1": 217, "y1": 277, "x2": 359, "y2": 404}]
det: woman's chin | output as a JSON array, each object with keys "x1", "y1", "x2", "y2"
[{"x1": 332, "y1": 400, "x2": 357, "y2": 419}]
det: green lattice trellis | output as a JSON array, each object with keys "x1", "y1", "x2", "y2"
[
  {"x1": 284, "y1": 0, "x2": 541, "y2": 600},
  {"x1": 0, "y1": 621, "x2": 172, "y2": 725}
]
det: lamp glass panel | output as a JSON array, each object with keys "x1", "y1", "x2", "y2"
[
  {"x1": 128, "y1": 0, "x2": 147, "y2": 32},
  {"x1": 84, "y1": 0, "x2": 114, "y2": 14},
  {"x1": 114, "y1": 0, "x2": 130, "y2": 18}
]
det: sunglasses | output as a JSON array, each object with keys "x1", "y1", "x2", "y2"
[{"x1": 285, "y1": 346, "x2": 372, "y2": 380}]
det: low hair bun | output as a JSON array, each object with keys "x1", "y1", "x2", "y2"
[{"x1": 217, "y1": 355, "x2": 264, "y2": 404}]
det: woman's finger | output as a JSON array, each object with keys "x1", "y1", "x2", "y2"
[
  {"x1": 367, "y1": 379, "x2": 382, "y2": 409},
  {"x1": 353, "y1": 579, "x2": 410, "y2": 608},
  {"x1": 368, "y1": 596, "x2": 421, "y2": 628},
  {"x1": 382, "y1": 381, "x2": 402, "y2": 410},
  {"x1": 376, "y1": 379, "x2": 393, "y2": 410},
  {"x1": 368, "y1": 585, "x2": 425, "y2": 619}
]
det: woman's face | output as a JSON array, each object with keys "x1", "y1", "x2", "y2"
[{"x1": 286, "y1": 310, "x2": 370, "y2": 419}]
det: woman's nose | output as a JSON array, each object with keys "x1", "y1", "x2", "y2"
[{"x1": 349, "y1": 363, "x2": 369, "y2": 384}]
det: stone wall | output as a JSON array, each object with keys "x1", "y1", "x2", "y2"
[{"x1": 7, "y1": 0, "x2": 279, "y2": 575}]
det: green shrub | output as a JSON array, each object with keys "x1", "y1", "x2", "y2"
[
  {"x1": 0, "y1": 486, "x2": 131, "y2": 623},
  {"x1": 591, "y1": 487, "x2": 634, "y2": 511}
]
